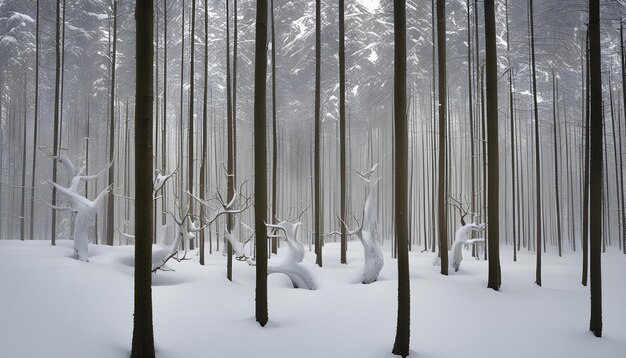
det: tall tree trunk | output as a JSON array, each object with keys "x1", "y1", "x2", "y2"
[
  {"x1": 339, "y1": 0, "x2": 347, "y2": 264},
  {"x1": 437, "y1": 0, "x2": 448, "y2": 275},
  {"x1": 30, "y1": 0, "x2": 40, "y2": 241},
  {"x1": 107, "y1": 0, "x2": 118, "y2": 246},
  {"x1": 392, "y1": 1, "x2": 410, "y2": 356},
  {"x1": 130, "y1": 0, "x2": 155, "y2": 356},
  {"x1": 582, "y1": 29, "x2": 590, "y2": 286},
  {"x1": 271, "y1": 0, "x2": 279, "y2": 254},
  {"x1": 233, "y1": 0, "x2": 238, "y2": 186},
  {"x1": 161, "y1": 0, "x2": 168, "y2": 227},
  {"x1": 179, "y1": 0, "x2": 185, "y2": 225},
  {"x1": 552, "y1": 70, "x2": 562, "y2": 257},
  {"x1": 199, "y1": 0, "x2": 209, "y2": 266},
  {"x1": 314, "y1": 0, "x2": 322, "y2": 267},
  {"x1": 619, "y1": 18, "x2": 626, "y2": 254},
  {"x1": 20, "y1": 76, "x2": 27, "y2": 241},
  {"x1": 467, "y1": 0, "x2": 476, "y2": 218},
  {"x1": 188, "y1": 0, "x2": 196, "y2": 250},
  {"x1": 588, "y1": 0, "x2": 602, "y2": 337},
  {"x1": 254, "y1": 0, "x2": 269, "y2": 327},
  {"x1": 505, "y1": 0, "x2": 517, "y2": 261},
  {"x1": 51, "y1": 0, "x2": 62, "y2": 246},
  {"x1": 485, "y1": 0, "x2": 501, "y2": 290},
  {"x1": 226, "y1": 0, "x2": 234, "y2": 281},
  {"x1": 529, "y1": 0, "x2": 542, "y2": 286}
]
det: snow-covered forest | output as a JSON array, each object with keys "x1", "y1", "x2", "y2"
[{"x1": 0, "y1": 0, "x2": 624, "y2": 357}]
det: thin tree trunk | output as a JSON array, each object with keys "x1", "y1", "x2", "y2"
[
  {"x1": 552, "y1": 70, "x2": 562, "y2": 257},
  {"x1": 161, "y1": 0, "x2": 168, "y2": 228},
  {"x1": 314, "y1": 0, "x2": 322, "y2": 267},
  {"x1": 188, "y1": 0, "x2": 196, "y2": 250},
  {"x1": 30, "y1": 0, "x2": 40, "y2": 241},
  {"x1": 199, "y1": 0, "x2": 209, "y2": 266},
  {"x1": 437, "y1": 0, "x2": 448, "y2": 275},
  {"x1": 253, "y1": 0, "x2": 269, "y2": 327},
  {"x1": 467, "y1": 0, "x2": 476, "y2": 218},
  {"x1": 107, "y1": 0, "x2": 118, "y2": 246},
  {"x1": 582, "y1": 30, "x2": 591, "y2": 286},
  {"x1": 271, "y1": 0, "x2": 279, "y2": 254},
  {"x1": 51, "y1": 0, "x2": 62, "y2": 246},
  {"x1": 619, "y1": 18, "x2": 626, "y2": 254},
  {"x1": 20, "y1": 76, "x2": 27, "y2": 241},
  {"x1": 529, "y1": 0, "x2": 542, "y2": 286},
  {"x1": 226, "y1": 0, "x2": 234, "y2": 281},
  {"x1": 339, "y1": 0, "x2": 347, "y2": 264},
  {"x1": 588, "y1": 0, "x2": 602, "y2": 337}
]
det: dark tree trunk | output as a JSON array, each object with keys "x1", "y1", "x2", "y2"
[
  {"x1": 199, "y1": 0, "x2": 209, "y2": 266},
  {"x1": 588, "y1": 0, "x2": 602, "y2": 337},
  {"x1": 188, "y1": 0, "x2": 196, "y2": 250},
  {"x1": 226, "y1": 0, "x2": 234, "y2": 281},
  {"x1": 552, "y1": 70, "x2": 562, "y2": 257},
  {"x1": 254, "y1": 0, "x2": 269, "y2": 327},
  {"x1": 619, "y1": 18, "x2": 626, "y2": 254},
  {"x1": 582, "y1": 30, "x2": 591, "y2": 286},
  {"x1": 30, "y1": 0, "x2": 40, "y2": 241},
  {"x1": 51, "y1": 0, "x2": 62, "y2": 245},
  {"x1": 392, "y1": 0, "x2": 410, "y2": 356},
  {"x1": 467, "y1": 0, "x2": 476, "y2": 217},
  {"x1": 437, "y1": 0, "x2": 448, "y2": 275},
  {"x1": 161, "y1": 0, "x2": 168, "y2": 227},
  {"x1": 107, "y1": 1, "x2": 118, "y2": 246},
  {"x1": 505, "y1": 0, "x2": 517, "y2": 261},
  {"x1": 314, "y1": 0, "x2": 322, "y2": 267},
  {"x1": 485, "y1": 0, "x2": 501, "y2": 290},
  {"x1": 271, "y1": 0, "x2": 279, "y2": 254},
  {"x1": 20, "y1": 76, "x2": 27, "y2": 241},
  {"x1": 529, "y1": 0, "x2": 542, "y2": 286},
  {"x1": 339, "y1": 0, "x2": 347, "y2": 264},
  {"x1": 130, "y1": 0, "x2": 155, "y2": 356}
]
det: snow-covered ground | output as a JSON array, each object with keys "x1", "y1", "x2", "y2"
[{"x1": 0, "y1": 239, "x2": 624, "y2": 358}]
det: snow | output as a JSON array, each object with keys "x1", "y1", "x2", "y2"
[{"x1": 0, "y1": 240, "x2": 624, "y2": 358}]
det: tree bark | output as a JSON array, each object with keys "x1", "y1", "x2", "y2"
[
  {"x1": 199, "y1": 0, "x2": 209, "y2": 266},
  {"x1": 254, "y1": 0, "x2": 269, "y2": 327},
  {"x1": 106, "y1": 0, "x2": 118, "y2": 246},
  {"x1": 226, "y1": 0, "x2": 234, "y2": 281},
  {"x1": 314, "y1": 0, "x2": 322, "y2": 267},
  {"x1": 437, "y1": 0, "x2": 448, "y2": 275},
  {"x1": 339, "y1": 0, "x2": 347, "y2": 264},
  {"x1": 30, "y1": 0, "x2": 40, "y2": 241},
  {"x1": 271, "y1": 0, "x2": 279, "y2": 255},
  {"x1": 529, "y1": 0, "x2": 542, "y2": 286},
  {"x1": 51, "y1": 0, "x2": 62, "y2": 245},
  {"x1": 588, "y1": 0, "x2": 602, "y2": 337},
  {"x1": 392, "y1": 0, "x2": 410, "y2": 356},
  {"x1": 130, "y1": 0, "x2": 155, "y2": 356},
  {"x1": 485, "y1": 0, "x2": 501, "y2": 290},
  {"x1": 552, "y1": 70, "x2": 562, "y2": 257}
]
